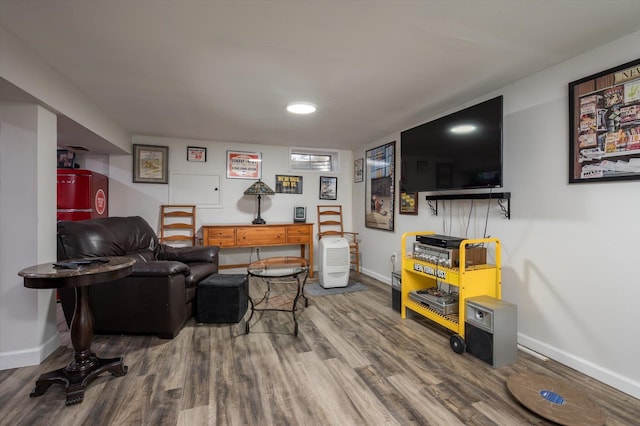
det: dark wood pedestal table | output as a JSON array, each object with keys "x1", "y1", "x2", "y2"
[
  {"x1": 18, "y1": 256, "x2": 135, "y2": 406},
  {"x1": 246, "y1": 256, "x2": 309, "y2": 336}
]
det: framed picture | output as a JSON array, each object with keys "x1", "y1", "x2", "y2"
[
  {"x1": 227, "y1": 150, "x2": 262, "y2": 179},
  {"x1": 57, "y1": 149, "x2": 76, "y2": 168},
  {"x1": 187, "y1": 146, "x2": 207, "y2": 162},
  {"x1": 365, "y1": 141, "x2": 395, "y2": 231},
  {"x1": 275, "y1": 175, "x2": 303, "y2": 194},
  {"x1": 399, "y1": 191, "x2": 418, "y2": 215},
  {"x1": 319, "y1": 176, "x2": 337, "y2": 200},
  {"x1": 569, "y1": 58, "x2": 640, "y2": 183},
  {"x1": 354, "y1": 158, "x2": 364, "y2": 182},
  {"x1": 133, "y1": 144, "x2": 169, "y2": 184}
]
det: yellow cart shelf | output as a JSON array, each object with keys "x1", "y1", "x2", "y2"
[{"x1": 401, "y1": 231, "x2": 501, "y2": 352}]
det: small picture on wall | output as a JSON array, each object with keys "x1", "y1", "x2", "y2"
[
  {"x1": 187, "y1": 146, "x2": 207, "y2": 162},
  {"x1": 354, "y1": 158, "x2": 364, "y2": 182},
  {"x1": 319, "y1": 176, "x2": 337, "y2": 200},
  {"x1": 57, "y1": 149, "x2": 76, "y2": 168},
  {"x1": 133, "y1": 144, "x2": 169, "y2": 184},
  {"x1": 226, "y1": 150, "x2": 262, "y2": 179},
  {"x1": 399, "y1": 191, "x2": 418, "y2": 215},
  {"x1": 275, "y1": 175, "x2": 303, "y2": 194}
]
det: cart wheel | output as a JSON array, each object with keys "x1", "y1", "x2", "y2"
[{"x1": 450, "y1": 334, "x2": 466, "y2": 354}]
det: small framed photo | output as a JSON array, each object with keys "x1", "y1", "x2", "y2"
[
  {"x1": 133, "y1": 144, "x2": 169, "y2": 184},
  {"x1": 227, "y1": 150, "x2": 262, "y2": 179},
  {"x1": 275, "y1": 175, "x2": 303, "y2": 194},
  {"x1": 57, "y1": 149, "x2": 76, "y2": 168},
  {"x1": 399, "y1": 191, "x2": 418, "y2": 215},
  {"x1": 354, "y1": 158, "x2": 364, "y2": 182},
  {"x1": 187, "y1": 146, "x2": 207, "y2": 162},
  {"x1": 319, "y1": 176, "x2": 337, "y2": 200}
]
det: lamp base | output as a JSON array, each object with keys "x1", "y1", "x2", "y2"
[{"x1": 252, "y1": 218, "x2": 266, "y2": 225}]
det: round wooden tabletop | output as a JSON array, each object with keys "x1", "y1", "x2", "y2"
[
  {"x1": 18, "y1": 256, "x2": 135, "y2": 289},
  {"x1": 507, "y1": 373, "x2": 605, "y2": 426}
]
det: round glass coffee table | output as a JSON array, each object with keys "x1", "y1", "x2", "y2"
[{"x1": 246, "y1": 256, "x2": 309, "y2": 336}]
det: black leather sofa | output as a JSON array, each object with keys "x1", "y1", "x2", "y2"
[{"x1": 57, "y1": 216, "x2": 219, "y2": 338}]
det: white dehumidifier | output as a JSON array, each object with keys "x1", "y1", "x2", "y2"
[{"x1": 319, "y1": 237, "x2": 350, "y2": 288}]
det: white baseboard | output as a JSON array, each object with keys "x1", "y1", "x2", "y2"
[
  {"x1": 0, "y1": 332, "x2": 60, "y2": 370},
  {"x1": 518, "y1": 333, "x2": 640, "y2": 399},
  {"x1": 360, "y1": 267, "x2": 392, "y2": 285}
]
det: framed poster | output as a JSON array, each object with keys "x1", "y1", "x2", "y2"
[
  {"x1": 133, "y1": 144, "x2": 169, "y2": 184},
  {"x1": 399, "y1": 191, "x2": 418, "y2": 215},
  {"x1": 570, "y1": 58, "x2": 640, "y2": 183},
  {"x1": 187, "y1": 146, "x2": 207, "y2": 162},
  {"x1": 226, "y1": 150, "x2": 262, "y2": 179},
  {"x1": 275, "y1": 175, "x2": 303, "y2": 194},
  {"x1": 319, "y1": 176, "x2": 337, "y2": 200},
  {"x1": 365, "y1": 141, "x2": 395, "y2": 231},
  {"x1": 354, "y1": 158, "x2": 364, "y2": 182}
]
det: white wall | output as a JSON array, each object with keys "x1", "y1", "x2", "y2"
[
  {"x1": 0, "y1": 25, "x2": 130, "y2": 153},
  {"x1": 0, "y1": 22, "x2": 128, "y2": 370},
  {"x1": 0, "y1": 103, "x2": 58, "y2": 369},
  {"x1": 109, "y1": 135, "x2": 353, "y2": 270},
  {"x1": 354, "y1": 32, "x2": 640, "y2": 398}
]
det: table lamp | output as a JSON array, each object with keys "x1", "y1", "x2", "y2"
[{"x1": 244, "y1": 180, "x2": 275, "y2": 224}]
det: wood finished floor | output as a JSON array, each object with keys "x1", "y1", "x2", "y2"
[{"x1": 0, "y1": 273, "x2": 638, "y2": 425}]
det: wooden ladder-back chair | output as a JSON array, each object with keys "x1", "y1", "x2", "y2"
[
  {"x1": 160, "y1": 204, "x2": 197, "y2": 246},
  {"x1": 317, "y1": 205, "x2": 360, "y2": 276}
]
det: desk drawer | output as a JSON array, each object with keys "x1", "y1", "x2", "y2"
[
  {"x1": 236, "y1": 226, "x2": 286, "y2": 246},
  {"x1": 204, "y1": 227, "x2": 236, "y2": 247},
  {"x1": 287, "y1": 224, "x2": 311, "y2": 243}
]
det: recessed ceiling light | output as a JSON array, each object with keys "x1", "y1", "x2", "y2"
[
  {"x1": 287, "y1": 102, "x2": 316, "y2": 114},
  {"x1": 450, "y1": 124, "x2": 476, "y2": 134}
]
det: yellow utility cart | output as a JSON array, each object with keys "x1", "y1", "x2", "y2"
[{"x1": 401, "y1": 231, "x2": 502, "y2": 353}]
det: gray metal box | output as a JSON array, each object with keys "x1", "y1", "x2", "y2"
[{"x1": 465, "y1": 296, "x2": 517, "y2": 368}]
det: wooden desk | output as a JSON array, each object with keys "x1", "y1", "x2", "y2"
[{"x1": 202, "y1": 223, "x2": 314, "y2": 278}]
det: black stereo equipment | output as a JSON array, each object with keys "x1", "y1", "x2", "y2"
[
  {"x1": 416, "y1": 234, "x2": 464, "y2": 249},
  {"x1": 465, "y1": 296, "x2": 517, "y2": 368}
]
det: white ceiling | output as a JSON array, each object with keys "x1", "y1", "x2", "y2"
[{"x1": 2, "y1": 1, "x2": 640, "y2": 153}]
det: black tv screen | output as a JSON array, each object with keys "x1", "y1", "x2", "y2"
[{"x1": 400, "y1": 96, "x2": 503, "y2": 192}]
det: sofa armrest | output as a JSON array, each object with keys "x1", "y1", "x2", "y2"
[
  {"x1": 156, "y1": 245, "x2": 220, "y2": 264},
  {"x1": 185, "y1": 262, "x2": 219, "y2": 286},
  {"x1": 131, "y1": 260, "x2": 189, "y2": 277}
]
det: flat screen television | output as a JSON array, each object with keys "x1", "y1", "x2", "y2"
[{"x1": 400, "y1": 95, "x2": 503, "y2": 192}]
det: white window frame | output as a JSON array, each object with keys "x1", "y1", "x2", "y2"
[{"x1": 289, "y1": 147, "x2": 340, "y2": 173}]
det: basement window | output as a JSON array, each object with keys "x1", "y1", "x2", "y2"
[{"x1": 289, "y1": 147, "x2": 340, "y2": 172}]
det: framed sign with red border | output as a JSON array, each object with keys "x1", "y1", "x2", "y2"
[{"x1": 226, "y1": 150, "x2": 262, "y2": 179}]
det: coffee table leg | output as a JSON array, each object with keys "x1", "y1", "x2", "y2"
[{"x1": 30, "y1": 286, "x2": 128, "y2": 405}]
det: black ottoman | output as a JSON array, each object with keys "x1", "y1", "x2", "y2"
[{"x1": 196, "y1": 273, "x2": 249, "y2": 324}]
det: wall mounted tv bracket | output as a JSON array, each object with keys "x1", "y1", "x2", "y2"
[{"x1": 424, "y1": 192, "x2": 511, "y2": 219}]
